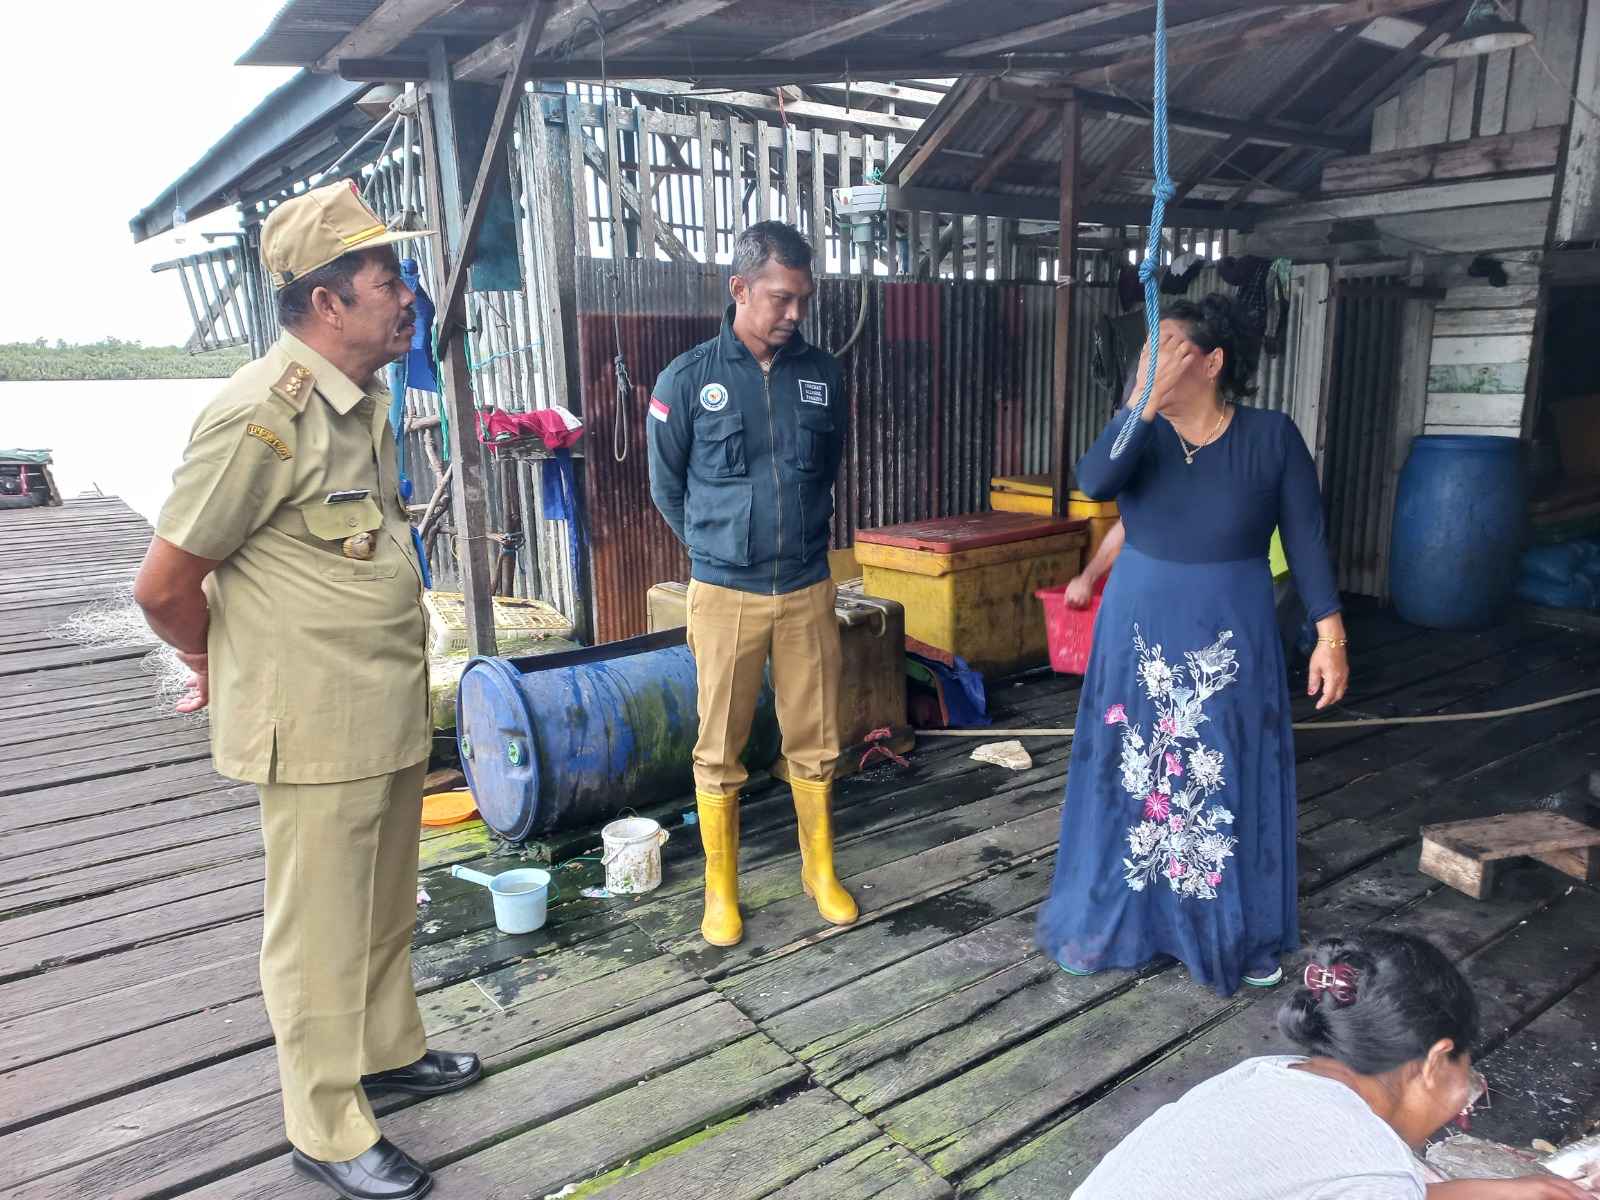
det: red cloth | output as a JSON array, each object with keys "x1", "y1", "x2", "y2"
[{"x1": 480, "y1": 407, "x2": 584, "y2": 451}]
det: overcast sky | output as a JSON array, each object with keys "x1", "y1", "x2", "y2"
[{"x1": 0, "y1": 2, "x2": 296, "y2": 346}]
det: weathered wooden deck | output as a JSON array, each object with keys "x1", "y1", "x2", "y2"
[{"x1": 3, "y1": 496, "x2": 1599, "y2": 1200}]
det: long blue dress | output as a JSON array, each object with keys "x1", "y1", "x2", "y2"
[{"x1": 1034, "y1": 403, "x2": 1340, "y2": 996}]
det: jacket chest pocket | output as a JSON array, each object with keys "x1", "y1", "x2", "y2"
[
  {"x1": 795, "y1": 409, "x2": 833, "y2": 474},
  {"x1": 693, "y1": 411, "x2": 747, "y2": 478}
]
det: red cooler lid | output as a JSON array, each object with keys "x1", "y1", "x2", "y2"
[{"x1": 855, "y1": 511, "x2": 1083, "y2": 553}]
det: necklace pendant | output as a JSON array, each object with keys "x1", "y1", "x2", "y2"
[{"x1": 1184, "y1": 452, "x2": 1194, "y2": 465}]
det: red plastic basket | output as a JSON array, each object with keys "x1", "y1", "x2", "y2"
[{"x1": 1036, "y1": 578, "x2": 1106, "y2": 675}]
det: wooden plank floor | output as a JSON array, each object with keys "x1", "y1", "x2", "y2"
[{"x1": 3, "y1": 496, "x2": 1599, "y2": 1199}]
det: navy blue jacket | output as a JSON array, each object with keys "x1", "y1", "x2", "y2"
[{"x1": 648, "y1": 306, "x2": 846, "y2": 595}]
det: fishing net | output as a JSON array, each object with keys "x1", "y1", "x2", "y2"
[{"x1": 51, "y1": 585, "x2": 202, "y2": 714}]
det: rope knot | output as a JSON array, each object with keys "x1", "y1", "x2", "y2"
[
  {"x1": 1152, "y1": 178, "x2": 1176, "y2": 203},
  {"x1": 1138, "y1": 256, "x2": 1158, "y2": 284}
]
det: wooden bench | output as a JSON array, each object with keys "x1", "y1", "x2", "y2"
[{"x1": 1420, "y1": 812, "x2": 1600, "y2": 900}]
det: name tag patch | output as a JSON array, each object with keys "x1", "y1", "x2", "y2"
[
  {"x1": 246, "y1": 424, "x2": 293, "y2": 461},
  {"x1": 798, "y1": 380, "x2": 829, "y2": 407}
]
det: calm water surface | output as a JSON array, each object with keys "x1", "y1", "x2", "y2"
[{"x1": 1, "y1": 379, "x2": 219, "y2": 523}]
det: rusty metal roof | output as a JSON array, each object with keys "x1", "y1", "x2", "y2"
[{"x1": 885, "y1": 11, "x2": 1448, "y2": 223}]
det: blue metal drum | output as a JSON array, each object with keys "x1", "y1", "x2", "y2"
[{"x1": 456, "y1": 631, "x2": 780, "y2": 842}]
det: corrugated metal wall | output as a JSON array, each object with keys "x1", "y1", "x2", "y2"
[
  {"x1": 1322, "y1": 283, "x2": 1403, "y2": 598},
  {"x1": 576, "y1": 259, "x2": 1095, "y2": 641},
  {"x1": 574, "y1": 258, "x2": 1323, "y2": 640}
]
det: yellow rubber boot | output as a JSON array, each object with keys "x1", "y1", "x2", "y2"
[
  {"x1": 791, "y1": 778, "x2": 859, "y2": 926},
  {"x1": 696, "y1": 790, "x2": 743, "y2": 947}
]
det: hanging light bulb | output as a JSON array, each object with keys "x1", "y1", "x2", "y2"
[{"x1": 1435, "y1": 0, "x2": 1535, "y2": 59}]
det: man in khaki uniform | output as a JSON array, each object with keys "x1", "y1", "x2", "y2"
[{"x1": 135, "y1": 180, "x2": 476, "y2": 1200}]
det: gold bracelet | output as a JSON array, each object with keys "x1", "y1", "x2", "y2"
[{"x1": 1317, "y1": 637, "x2": 1349, "y2": 648}]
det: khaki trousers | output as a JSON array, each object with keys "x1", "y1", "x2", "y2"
[
  {"x1": 258, "y1": 760, "x2": 429, "y2": 1162},
  {"x1": 687, "y1": 577, "x2": 842, "y2": 795}
]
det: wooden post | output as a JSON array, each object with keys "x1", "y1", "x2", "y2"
[
  {"x1": 637, "y1": 110, "x2": 657, "y2": 260},
  {"x1": 1051, "y1": 95, "x2": 1081, "y2": 517},
  {"x1": 419, "y1": 82, "x2": 496, "y2": 656},
  {"x1": 699, "y1": 109, "x2": 718, "y2": 261},
  {"x1": 529, "y1": 90, "x2": 592, "y2": 644}
]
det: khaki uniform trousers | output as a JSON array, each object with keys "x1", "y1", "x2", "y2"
[
  {"x1": 687, "y1": 576, "x2": 842, "y2": 795},
  {"x1": 258, "y1": 760, "x2": 429, "y2": 1162}
]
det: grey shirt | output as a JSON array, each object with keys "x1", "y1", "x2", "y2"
[{"x1": 1073, "y1": 1056, "x2": 1428, "y2": 1200}]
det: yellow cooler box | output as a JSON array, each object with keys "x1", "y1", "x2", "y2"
[
  {"x1": 990, "y1": 475, "x2": 1118, "y2": 562},
  {"x1": 854, "y1": 512, "x2": 1087, "y2": 677},
  {"x1": 646, "y1": 580, "x2": 912, "y2": 778}
]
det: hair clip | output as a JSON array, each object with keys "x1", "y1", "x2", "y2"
[{"x1": 1303, "y1": 962, "x2": 1360, "y2": 1005}]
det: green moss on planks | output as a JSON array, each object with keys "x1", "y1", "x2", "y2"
[{"x1": 1427, "y1": 362, "x2": 1529, "y2": 394}]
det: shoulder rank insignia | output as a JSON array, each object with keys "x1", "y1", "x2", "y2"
[
  {"x1": 269, "y1": 361, "x2": 315, "y2": 411},
  {"x1": 246, "y1": 423, "x2": 294, "y2": 461}
]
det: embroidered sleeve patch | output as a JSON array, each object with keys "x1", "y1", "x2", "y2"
[
  {"x1": 246, "y1": 423, "x2": 294, "y2": 461},
  {"x1": 799, "y1": 379, "x2": 829, "y2": 406},
  {"x1": 649, "y1": 396, "x2": 670, "y2": 423}
]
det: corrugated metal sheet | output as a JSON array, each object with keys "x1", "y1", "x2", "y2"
[
  {"x1": 1322, "y1": 281, "x2": 1403, "y2": 599},
  {"x1": 575, "y1": 258, "x2": 1081, "y2": 641},
  {"x1": 571, "y1": 253, "x2": 1339, "y2": 641},
  {"x1": 898, "y1": 31, "x2": 1347, "y2": 197}
]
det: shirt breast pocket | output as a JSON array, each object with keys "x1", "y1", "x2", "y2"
[
  {"x1": 693, "y1": 411, "x2": 747, "y2": 478},
  {"x1": 795, "y1": 409, "x2": 832, "y2": 474},
  {"x1": 299, "y1": 497, "x2": 399, "y2": 582}
]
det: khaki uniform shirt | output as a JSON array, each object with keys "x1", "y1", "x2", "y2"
[{"x1": 158, "y1": 332, "x2": 430, "y2": 785}]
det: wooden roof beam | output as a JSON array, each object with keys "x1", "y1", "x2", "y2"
[
  {"x1": 1168, "y1": 26, "x2": 1362, "y2": 205},
  {"x1": 886, "y1": 183, "x2": 1256, "y2": 229},
  {"x1": 315, "y1": 0, "x2": 471, "y2": 73},
  {"x1": 1225, "y1": 0, "x2": 1470, "y2": 202},
  {"x1": 996, "y1": 83, "x2": 1362, "y2": 152},
  {"x1": 587, "y1": 0, "x2": 744, "y2": 57},
  {"x1": 893, "y1": 78, "x2": 989, "y2": 184},
  {"x1": 808, "y1": 80, "x2": 949, "y2": 108},
  {"x1": 972, "y1": 106, "x2": 1054, "y2": 192},
  {"x1": 764, "y1": 0, "x2": 969, "y2": 59},
  {"x1": 949, "y1": 1, "x2": 1154, "y2": 59},
  {"x1": 610, "y1": 81, "x2": 923, "y2": 134},
  {"x1": 450, "y1": 0, "x2": 645, "y2": 83},
  {"x1": 444, "y1": 53, "x2": 1008, "y2": 88},
  {"x1": 1062, "y1": 0, "x2": 1445, "y2": 87}
]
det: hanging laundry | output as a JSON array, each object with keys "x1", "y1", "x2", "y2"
[
  {"x1": 1263, "y1": 258, "x2": 1294, "y2": 358},
  {"x1": 1117, "y1": 264, "x2": 1144, "y2": 313},
  {"x1": 1161, "y1": 251, "x2": 1207, "y2": 295},
  {"x1": 1218, "y1": 255, "x2": 1272, "y2": 339},
  {"x1": 399, "y1": 258, "x2": 439, "y2": 393},
  {"x1": 481, "y1": 405, "x2": 584, "y2": 451}
]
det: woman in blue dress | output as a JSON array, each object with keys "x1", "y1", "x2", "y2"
[{"x1": 1035, "y1": 294, "x2": 1349, "y2": 996}]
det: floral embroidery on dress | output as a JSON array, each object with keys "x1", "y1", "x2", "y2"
[{"x1": 1109, "y1": 625, "x2": 1239, "y2": 900}]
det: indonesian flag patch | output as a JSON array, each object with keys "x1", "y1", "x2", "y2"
[{"x1": 649, "y1": 396, "x2": 670, "y2": 423}]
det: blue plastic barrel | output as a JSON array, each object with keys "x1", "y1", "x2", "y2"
[
  {"x1": 1389, "y1": 435, "x2": 1525, "y2": 630},
  {"x1": 456, "y1": 630, "x2": 780, "y2": 842}
]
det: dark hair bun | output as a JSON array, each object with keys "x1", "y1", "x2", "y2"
[
  {"x1": 1275, "y1": 932, "x2": 1479, "y2": 1076},
  {"x1": 1162, "y1": 293, "x2": 1260, "y2": 401}
]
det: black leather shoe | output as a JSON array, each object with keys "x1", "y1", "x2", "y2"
[
  {"x1": 361, "y1": 1049, "x2": 482, "y2": 1097},
  {"x1": 291, "y1": 1138, "x2": 431, "y2": 1200}
]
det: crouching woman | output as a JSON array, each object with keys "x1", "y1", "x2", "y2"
[{"x1": 1072, "y1": 931, "x2": 1588, "y2": 1199}]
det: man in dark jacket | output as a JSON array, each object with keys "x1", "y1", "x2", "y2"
[{"x1": 647, "y1": 221, "x2": 856, "y2": 947}]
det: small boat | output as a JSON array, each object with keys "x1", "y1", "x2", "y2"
[{"x1": 0, "y1": 450, "x2": 63, "y2": 509}]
